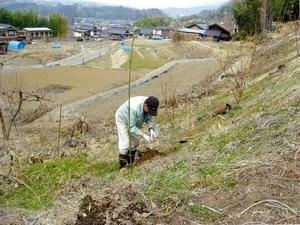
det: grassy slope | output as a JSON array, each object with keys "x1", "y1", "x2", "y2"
[{"x1": 1, "y1": 32, "x2": 300, "y2": 224}]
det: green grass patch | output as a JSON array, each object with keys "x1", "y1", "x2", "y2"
[
  {"x1": 210, "y1": 122, "x2": 256, "y2": 150},
  {"x1": 124, "y1": 39, "x2": 170, "y2": 48},
  {"x1": 0, "y1": 154, "x2": 118, "y2": 209},
  {"x1": 144, "y1": 160, "x2": 191, "y2": 203},
  {"x1": 197, "y1": 164, "x2": 237, "y2": 189},
  {"x1": 191, "y1": 204, "x2": 221, "y2": 222},
  {"x1": 122, "y1": 49, "x2": 169, "y2": 70}
]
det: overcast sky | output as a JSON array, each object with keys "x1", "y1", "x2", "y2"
[{"x1": 88, "y1": 0, "x2": 228, "y2": 9}]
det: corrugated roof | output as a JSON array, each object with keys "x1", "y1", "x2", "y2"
[
  {"x1": 177, "y1": 28, "x2": 206, "y2": 34},
  {"x1": 24, "y1": 27, "x2": 52, "y2": 32},
  {"x1": 197, "y1": 24, "x2": 208, "y2": 30}
]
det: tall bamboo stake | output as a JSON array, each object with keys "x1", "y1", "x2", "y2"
[
  {"x1": 57, "y1": 104, "x2": 62, "y2": 157},
  {"x1": 128, "y1": 38, "x2": 135, "y2": 169}
]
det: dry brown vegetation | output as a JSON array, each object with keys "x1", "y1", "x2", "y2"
[
  {"x1": 0, "y1": 73, "x2": 48, "y2": 139},
  {"x1": 219, "y1": 43, "x2": 257, "y2": 105},
  {"x1": 0, "y1": 23, "x2": 299, "y2": 225}
]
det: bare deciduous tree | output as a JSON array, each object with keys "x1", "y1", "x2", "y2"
[
  {"x1": 161, "y1": 75, "x2": 177, "y2": 130},
  {"x1": 0, "y1": 72, "x2": 47, "y2": 140},
  {"x1": 219, "y1": 43, "x2": 257, "y2": 106}
]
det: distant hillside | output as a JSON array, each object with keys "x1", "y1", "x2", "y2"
[
  {"x1": 0, "y1": 0, "x2": 166, "y2": 20},
  {"x1": 162, "y1": 3, "x2": 226, "y2": 17},
  {"x1": 179, "y1": 1, "x2": 233, "y2": 23}
]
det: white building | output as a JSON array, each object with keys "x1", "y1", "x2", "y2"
[{"x1": 23, "y1": 27, "x2": 52, "y2": 40}]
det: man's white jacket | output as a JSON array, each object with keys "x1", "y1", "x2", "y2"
[{"x1": 116, "y1": 96, "x2": 154, "y2": 137}]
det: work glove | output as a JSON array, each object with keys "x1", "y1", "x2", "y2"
[
  {"x1": 149, "y1": 128, "x2": 156, "y2": 139},
  {"x1": 143, "y1": 134, "x2": 152, "y2": 142}
]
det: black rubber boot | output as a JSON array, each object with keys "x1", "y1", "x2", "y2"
[
  {"x1": 127, "y1": 150, "x2": 136, "y2": 167},
  {"x1": 119, "y1": 154, "x2": 127, "y2": 169}
]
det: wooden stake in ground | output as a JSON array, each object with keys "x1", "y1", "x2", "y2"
[
  {"x1": 57, "y1": 104, "x2": 62, "y2": 157},
  {"x1": 128, "y1": 38, "x2": 135, "y2": 168},
  {"x1": 0, "y1": 107, "x2": 8, "y2": 140}
]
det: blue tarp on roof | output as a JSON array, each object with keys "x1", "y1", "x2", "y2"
[{"x1": 8, "y1": 41, "x2": 25, "y2": 50}]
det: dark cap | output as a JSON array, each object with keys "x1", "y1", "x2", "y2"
[{"x1": 145, "y1": 96, "x2": 159, "y2": 116}]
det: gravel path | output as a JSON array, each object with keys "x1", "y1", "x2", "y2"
[{"x1": 45, "y1": 46, "x2": 110, "y2": 67}]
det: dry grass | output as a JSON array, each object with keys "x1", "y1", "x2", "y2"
[
  {"x1": 0, "y1": 67, "x2": 145, "y2": 112},
  {"x1": 0, "y1": 40, "x2": 110, "y2": 67}
]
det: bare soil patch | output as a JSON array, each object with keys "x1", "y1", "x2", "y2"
[
  {"x1": 38, "y1": 84, "x2": 72, "y2": 94},
  {"x1": 0, "y1": 40, "x2": 110, "y2": 68}
]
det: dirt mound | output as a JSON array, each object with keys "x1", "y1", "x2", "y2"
[
  {"x1": 136, "y1": 149, "x2": 167, "y2": 165},
  {"x1": 183, "y1": 41, "x2": 218, "y2": 59},
  {"x1": 111, "y1": 49, "x2": 128, "y2": 69},
  {"x1": 74, "y1": 185, "x2": 153, "y2": 225},
  {"x1": 72, "y1": 184, "x2": 195, "y2": 225}
]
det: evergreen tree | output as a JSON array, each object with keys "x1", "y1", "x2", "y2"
[
  {"x1": 134, "y1": 16, "x2": 172, "y2": 27},
  {"x1": 49, "y1": 12, "x2": 68, "y2": 37}
]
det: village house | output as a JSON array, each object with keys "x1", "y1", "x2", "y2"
[
  {"x1": 0, "y1": 42, "x2": 8, "y2": 54},
  {"x1": 0, "y1": 23, "x2": 17, "y2": 41},
  {"x1": 176, "y1": 22, "x2": 231, "y2": 41},
  {"x1": 175, "y1": 27, "x2": 206, "y2": 41},
  {"x1": 137, "y1": 27, "x2": 153, "y2": 38},
  {"x1": 137, "y1": 26, "x2": 173, "y2": 39},
  {"x1": 186, "y1": 23, "x2": 208, "y2": 30},
  {"x1": 71, "y1": 24, "x2": 99, "y2": 39},
  {"x1": 107, "y1": 25, "x2": 132, "y2": 40},
  {"x1": 204, "y1": 23, "x2": 231, "y2": 41},
  {"x1": 153, "y1": 26, "x2": 172, "y2": 39},
  {"x1": 23, "y1": 27, "x2": 52, "y2": 41}
]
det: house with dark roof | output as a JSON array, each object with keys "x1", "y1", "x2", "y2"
[
  {"x1": 176, "y1": 27, "x2": 206, "y2": 40},
  {"x1": 204, "y1": 23, "x2": 231, "y2": 41},
  {"x1": 72, "y1": 24, "x2": 99, "y2": 39},
  {"x1": 186, "y1": 23, "x2": 208, "y2": 30},
  {"x1": 137, "y1": 27, "x2": 153, "y2": 38},
  {"x1": 0, "y1": 23, "x2": 17, "y2": 41},
  {"x1": 107, "y1": 25, "x2": 132, "y2": 40},
  {"x1": 176, "y1": 22, "x2": 231, "y2": 41}
]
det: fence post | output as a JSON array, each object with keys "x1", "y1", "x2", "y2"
[{"x1": 57, "y1": 104, "x2": 62, "y2": 157}]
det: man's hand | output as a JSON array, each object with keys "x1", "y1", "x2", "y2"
[
  {"x1": 143, "y1": 134, "x2": 152, "y2": 142},
  {"x1": 149, "y1": 128, "x2": 156, "y2": 139}
]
